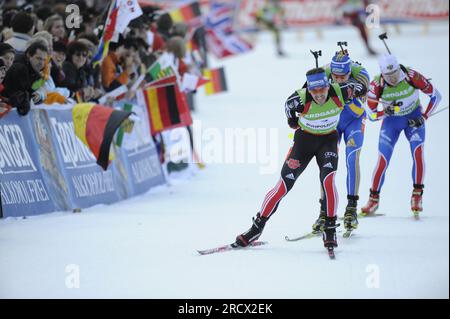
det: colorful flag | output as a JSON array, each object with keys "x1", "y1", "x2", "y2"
[
  {"x1": 205, "y1": 1, "x2": 253, "y2": 59},
  {"x1": 203, "y1": 67, "x2": 228, "y2": 95},
  {"x1": 147, "y1": 75, "x2": 178, "y2": 88},
  {"x1": 115, "y1": 103, "x2": 134, "y2": 147},
  {"x1": 91, "y1": 0, "x2": 120, "y2": 66},
  {"x1": 116, "y1": 0, "x2": 143, "y2": 33},
  {"x1": 169, "y1": 1, "x2": 202, "y2": 24},
  {"x1": 142, "y1": 84, "x2": 192, "y2": 135},
  {"x1": 146, "y1": 53, "x2": 176, "y2": 82},
  {"x1": 72, "y1": 103, "x2": 132, "y2": 170},
  {"x1": 181, "y1": 73, "x2": 210, "y2": 92}
]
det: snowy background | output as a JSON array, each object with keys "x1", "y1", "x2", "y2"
[{"x1": 1, "y1": 23, "x2": 448, "y2": 298}]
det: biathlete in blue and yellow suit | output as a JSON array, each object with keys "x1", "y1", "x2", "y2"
[{"x1": 312, "y1": 51, "x2": 371, "y2": 233}]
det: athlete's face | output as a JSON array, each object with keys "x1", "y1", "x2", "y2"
[
  {"x1": 331, "y1": 72, "x2": 350, "y2": 84},
  {"x1": 382, "y1": 68, "x2": 401, "y2": 86},
  {"x1": 309, "y1": 86, "x2": 329, "y2": 105}
]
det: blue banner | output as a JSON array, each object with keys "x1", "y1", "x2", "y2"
[
  {"x1": 114, "y1": 100, "x2": 166, "y2": 196},
  {"x1": 45, "y1": 108, "x2": 120, "y2": 209},
  {"x1": 118, "y1": 143, "x2": 166, "y2": 196},
  {"x1": 0, "y1": 111, "x2": 56, "y2": 217},
  {"x1": 1, "y1": 103, "x2": 167, "y2": 218}
]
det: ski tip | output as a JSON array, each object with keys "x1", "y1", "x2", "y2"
[{"x1": 327, "y1": 247, "x2": 336, "y2": 259}]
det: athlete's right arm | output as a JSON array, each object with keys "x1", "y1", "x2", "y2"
[{"x1": 284, "y1": 91, "x2": 304, "y2": 129}]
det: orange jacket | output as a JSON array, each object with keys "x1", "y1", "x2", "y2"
[{"x1": 101, "y1": 52, "x2": 129, "y2": 91}]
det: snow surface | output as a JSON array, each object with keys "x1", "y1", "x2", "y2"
[{"x1": 1, "y1": 23, "x2": 448, "y2": 299}]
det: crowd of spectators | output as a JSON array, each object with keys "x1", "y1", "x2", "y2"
[{"x1": 0, "y1": 0, "x2": 207, "y2": 117}]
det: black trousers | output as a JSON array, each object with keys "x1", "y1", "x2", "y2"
[{"x1": 260, "y1": 129, "x2": 339, "y2": 219}]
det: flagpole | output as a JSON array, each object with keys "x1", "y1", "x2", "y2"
[{"x1": 92, "y1": 0, "x2": 116, "y2": 66}]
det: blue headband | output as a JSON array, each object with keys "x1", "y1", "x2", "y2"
[{"x1": 307, "y1": 72, "x2": 329, "y2": 89}]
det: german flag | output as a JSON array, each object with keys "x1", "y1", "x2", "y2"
[
  {"x1": 142, "y1": 84, "x2": 192, "y2": 135},
  {"x1": 169, "y1": 1, "x2": 202, "y2": 24},
  {"x1": 203, "y1": 67, "x2": 228, "y2": 96},
  {"x1": 72, "y1": 103, "x2": 132, "y2": 170}
]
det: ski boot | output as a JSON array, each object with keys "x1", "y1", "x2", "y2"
[
  {"x1": 323, "y1": 216, "x2": 339, "y2": 248},
  {"x1": 361, "y1": 189, "x2": 380, "y2": 216},
  {"x1": 235, "y1": 212, "x2": 268, "y2": 247},
  {"x1": 411, "y1": 184, "x2": 424, "y2": 219},
  {"x1": 344, "y1": 195, "x2": 359, "y2": 231},
  {"x1": 311, "y1": 199, "x2": 326, "y2": 234}
]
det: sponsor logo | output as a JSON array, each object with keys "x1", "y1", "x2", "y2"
[
  {"x1": 346, "y1": 138, "x2": 356, "y2": 147},
  {"x1": 323, "y1": 162, "x2": 333, "y2": 169},
  {"x1": 382, "y1": 86, "x2": 414, "y2": 99},
  {"x1": 50, "y1": 118, "x2": 96, "y2": 168},
  {"x1": 304, "y1": 109, "x2": 337, "y2": 119},
  {"x1": 0, "y1": 124, "x2": 37, "y2": 174},
  {"x1": 285, "y1": 173, "x2": 296, "y2": 180},
  {"x1": 286, "y1": 158, "x2": 301, "y2": 170},
  {"x1": 410, "y1": 133, "x2": 422, "y2": 142},
  {"x1": 325, "y1": 152, "x2": 338, "y2": 158}
]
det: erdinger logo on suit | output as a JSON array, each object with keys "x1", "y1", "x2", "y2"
[
  {"x1": 286, "y1": 159, "x2": 300, "y2": 170},
  {"x1": 0, "y1": 124, "x2": 37, "y2": 174}
]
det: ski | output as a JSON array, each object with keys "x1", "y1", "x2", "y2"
[
  {"x1": 327, "y1": 247, "x2": 336, "y2": 259},
  {"x1": 285, "y1": 230, "x2": 346, "y2": 242},
  {"x1": 285, "y1": 231, "x2": 321, "y2": 242},
  {"x1": 197, "y1": 241, "x2": 268, "y2": 255},
  {"x1": 358, "y1": 212, "x2": 385, "y2": 218}
]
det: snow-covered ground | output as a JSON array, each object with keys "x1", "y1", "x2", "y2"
[{"x1": 1, "y1": 23, "x2": 448, "y2": 299}]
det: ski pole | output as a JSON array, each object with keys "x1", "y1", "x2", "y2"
[
  {"x1": 378, "y1": 32, "x2": 392, "y2": 54},
  {"x1": 428, "y1": 105, "x2": 449, "y2": 118}
]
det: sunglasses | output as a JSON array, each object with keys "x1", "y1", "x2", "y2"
[{"x1": 74, "y1": 52, "x2": 88, "y2": 58}]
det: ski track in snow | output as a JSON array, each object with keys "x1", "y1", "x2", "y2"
[{"x1": 0, "y1": 24, "x2": 448, "y2": 298}]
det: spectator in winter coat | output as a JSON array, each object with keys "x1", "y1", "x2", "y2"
[
  {"x1": 2, "y1": 42, "x2": 49, "y2": 115},
  {"x1": 62, "y1": 41, "x2": 93, "y2": 100}
]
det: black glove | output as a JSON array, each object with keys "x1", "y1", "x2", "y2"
[
  {"x1": 10, "y1": 91, "x2": 30, "y2": 116},
  {"x1": 408, "y1": 115, "x2": 426, "y2": 128},
  {"x1": 288, "y1": 117, "x2": 299, "y2": 129},
  {"x1": 348, "y1": 80, "x2": 367, "y2": 98},
  {"x1": 384, "y1": 103, "x2": 397, "y2": 116}
]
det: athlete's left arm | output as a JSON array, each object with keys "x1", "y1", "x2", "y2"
[
  {"x1": 353, "y1": 66, "x2": 371, "y2": 94},
  {"x1": 339, "y1": 80, "x2": 367, "y2": 102},
  {"x1": 408, "y1": 68, "x2": 442, "y2": 119}
]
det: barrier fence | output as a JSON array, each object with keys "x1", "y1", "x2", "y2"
[{"x1": 0, "y1": 99, "x2": 166, "y2": 218}]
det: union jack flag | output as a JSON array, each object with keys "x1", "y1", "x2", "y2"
[{"x1": 205, "y1": 1, "x2": 253, "y2": 59}]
